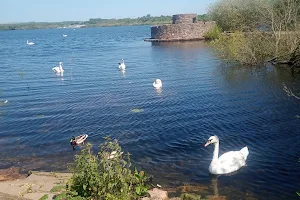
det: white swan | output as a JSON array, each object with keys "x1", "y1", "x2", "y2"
[
  {"x1": 52, "y1": 62, "x2": 64, "y2": 73},
  {"x1": 204, "y1": 136, "x2": 249, "y2": 175},
  {"x1": 118, "y1": 59, "x2": 126, "y2": 70},
  {"x1": 153, "y1": 79, "x2": 162, "y2": 89},
  {"x1": 27, "y1": 40, "x2": 35, "y2": 45},
  {"x1": 63, "y1": 34, "x2": 68, "y2": 37}
]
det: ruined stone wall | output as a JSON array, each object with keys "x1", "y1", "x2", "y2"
[
  {"x1": 150, "y1": 21, "x2": 216, "y2": 40},
  {"x1": 172, "y1": 14, "x2": 197, "y2": 24}
]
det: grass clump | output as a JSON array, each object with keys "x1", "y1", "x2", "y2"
[
  {"x1": 39, "y1": 194, "x2": 48, "y2": 200},
  {"x1": 64, "y1": 137, "x2": 150, "y2": 200},
  {"x1": 50, "y1": 185, "x2": 65, "y2": 193}
]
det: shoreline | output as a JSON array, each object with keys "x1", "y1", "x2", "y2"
[
  {"x1": 0, "y1": 169, "x2": 71, "y2": 200},
  {"x1": 0, "y1": 167, "x2": 256, "y2": 200}
]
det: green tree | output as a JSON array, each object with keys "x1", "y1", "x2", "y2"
[
  {"x1": 208, "y1": 0, "x2": 300, "y2": 69},
  {"x1": 207, "y1": 0, "x2": 261, "y2": 31}
]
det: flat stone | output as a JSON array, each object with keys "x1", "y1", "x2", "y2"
[
  {"x1": 206, "y1": 195, "x2": 227, "y2": 200},
  {"x1": 0, "y1": 192, "x2": 30, "y2": 200},
  {"x1": 148, "y1": 188, "x2": 168, "y2": 200}
]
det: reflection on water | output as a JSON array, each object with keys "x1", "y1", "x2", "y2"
[
  {"x1": 165, "y1": 176, "x2": 257, "y2": 200},
  {"x1": 120, "y1": 69, "x2": 126, "y2": 77},
  {"x1": 154, "y1": 88, "x2": 163, "y2": 95},
  {"x1": 211, "y1": 177, "x2": 219, "y2": 197},
  {"x1": 151, "y1": 41, "x2": 207, "y2": 49},
  {"x1": 0, "y1": 26, "x2": 299, "y2": 200},
  {"x1": 54, "y1": 72, "x2": 64, "y2": 82}
]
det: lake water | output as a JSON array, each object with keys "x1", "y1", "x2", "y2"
[{"x1": 0, "y1": 26, "x2": 299, "y2": 199}]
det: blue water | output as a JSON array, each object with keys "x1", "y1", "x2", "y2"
[{"x1": 0, "y1": 26, "x2": 300, "y2": 199}]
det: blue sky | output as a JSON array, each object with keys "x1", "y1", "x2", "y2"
[{"x1": 0, "y1": 0, "x2": 217, "y2": 23}]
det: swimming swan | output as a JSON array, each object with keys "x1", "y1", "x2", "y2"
[
  {"x1": 52, "y1": 62, "x2": 64, "y2": 73},
  {"x1": 118, "y1": 59, "x2": 126, "y2": 70},
  {"x1": 27, "y1": 40, "x2": 35, "y2": 45},
  {"x1": 63, "y1": 34, "x2": 68, "y2": 37},
  {"x1": 153, "y1": 79, "x2": 162, "y2": 89},
  {"x1": 205, "y1": 136, "x2": 249, "y2": 175}
]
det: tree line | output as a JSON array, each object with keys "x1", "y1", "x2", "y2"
[{"x1": 0, "y1": 14, "x2": 209, "y2": 30}]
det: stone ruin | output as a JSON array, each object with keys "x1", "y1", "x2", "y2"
[{"x1": 145, "y1": 14, "x2": 215, "y2": 42}]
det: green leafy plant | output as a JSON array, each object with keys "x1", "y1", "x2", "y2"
[
  {"x1": 133, "y1": 169, "x2": 148, "y2": 197},
  {"x1": 66, "y1": 137, "x2": 150, "y2": 200},
  {"x1": 54, "y1": 192, "x2": 85, "y2": 200}
]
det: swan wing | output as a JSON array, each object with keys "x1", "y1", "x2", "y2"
[
  {"x1": 119, "y1": 63, "x2": 125, "y2": 70},
  {"x1": 52, "y1": 67, "x2": 59, "y2": 72},
  {"x1": 210, "y1": 151, "x2": 246, "y2": 174}
]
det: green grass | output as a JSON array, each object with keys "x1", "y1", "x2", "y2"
[
  {"x1": 39, "y1": 194, "x2": 48, "y2": 200},
  {"x1": 50, "y1": 185, "x2": 65, "y2": 193}
]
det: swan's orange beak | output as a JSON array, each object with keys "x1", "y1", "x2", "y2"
[{"x1": 204, "y1": 141, "x2": 210, "y2": 147}]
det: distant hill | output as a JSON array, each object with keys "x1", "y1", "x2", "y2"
[{"x1": 0, "y1": 14, "x2": 209, "y2": 30}]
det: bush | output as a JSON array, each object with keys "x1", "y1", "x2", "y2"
[
  {"x1": 210, "y1": 32, "x2": 274, "y2": 65},
  {"x1": 204, "y1": 25, "x2": 222, "y2": 40},
  {"x1": 66, "y1": 137, "x2": 150, "y2": 200},
  {"x1": 207, "y1": 0, "x2": 261, "y2": 32}
]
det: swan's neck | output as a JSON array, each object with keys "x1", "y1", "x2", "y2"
[
  {"x1": 59, "y1": 64, "x2": 63, "y2": 71},
  {"x1": 212, "y1": 142, "x2": 219, "y2": 161}
]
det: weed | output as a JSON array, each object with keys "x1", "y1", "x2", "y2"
[
  {"x1": 50, "y1": 185, "x2": 65, "y2": 193},
  {"x1": 65, "y1": 137, "x2": 150, "y2": 199},
  {"x1": 39, "y1": 194, "x2": 48, "y2": 200}
]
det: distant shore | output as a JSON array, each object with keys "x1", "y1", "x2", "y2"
[{"x1": 0, "y1": 14, "x2": 208, "y2": 31}]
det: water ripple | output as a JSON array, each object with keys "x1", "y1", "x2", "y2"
[{"x1": 0, "y1": 26, "x2": 299, "y2": 200}]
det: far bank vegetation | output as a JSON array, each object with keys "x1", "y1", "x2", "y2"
[
  {"x1": 0, "y1": 14, "x2": 209, "y2": 31},
  {"x1": 206, "y1": 0, "x2": 300, "y2": 72}
]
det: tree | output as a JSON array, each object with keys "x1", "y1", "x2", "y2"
[
  {"x1": 207, "y1": 0, "x2": 261, "y2": 31},
  {"x1": 255, "y1": 0, "x2": 300, "y2": 57},
  {"x1": 208, "y1": 0, "x2": 300, "y2": 69}
]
